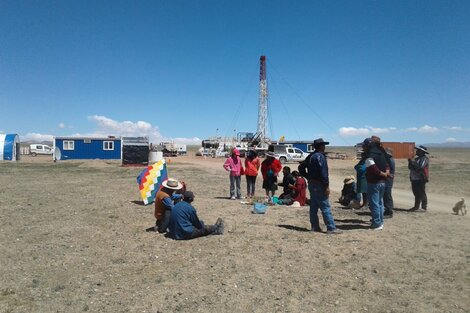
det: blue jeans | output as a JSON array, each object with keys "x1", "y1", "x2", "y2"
[
  {"x1": 308, "y1": 183, "x2": 336, "y2": 231},
  {"x1": 368, "y1": 182, "x2": 385, "y2": 227},
  {"x1": 229, "y1": 175, "x2": 241, "y2": 198}
]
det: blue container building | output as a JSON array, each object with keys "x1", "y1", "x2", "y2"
[
  {"x1": 53, "y1": 136, "x2": 122, "y2": 160},
  {"x1": 277, "y1": 141, "x2": 314, "y2": 153}
]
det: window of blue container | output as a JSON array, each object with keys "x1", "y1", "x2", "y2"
[
  {"x1": 64, "y1": 140, "x2": 75, "y2": 150},
  {"x1": 103, "y1": 141, "x2": 114, "y2": 150}
]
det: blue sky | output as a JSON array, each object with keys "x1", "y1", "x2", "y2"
[{"x1": 1, "y1": 0, "x2": 469, "y2": 145}]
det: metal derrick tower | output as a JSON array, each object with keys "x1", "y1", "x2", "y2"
[{"x1": 257, "y1": 55, "x2": 268, "y2": 141}]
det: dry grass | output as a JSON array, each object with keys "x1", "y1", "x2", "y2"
[{"x1": 0, "y1": 151, "x2": 469, "y2": 313}]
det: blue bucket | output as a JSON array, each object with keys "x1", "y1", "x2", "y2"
[{"x1": 252, "y1": 202, "x2": 267, "y2": 214}]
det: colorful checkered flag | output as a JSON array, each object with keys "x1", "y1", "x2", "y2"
[{"x1": 136, "y1": 159, "x2": 168, "y2": 205}]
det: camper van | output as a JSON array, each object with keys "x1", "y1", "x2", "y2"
[{"x1": 30, "y1": 144, "x2": 53, "y2": 156}]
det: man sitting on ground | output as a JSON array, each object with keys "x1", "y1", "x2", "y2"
[
  {"x1": 338, "y1": 175, "x2": 358, "y2": 207},
  {"x1": 154, "y1": 178, "x2": 183, "y2": 233},
  {"x1": 278, "y1": 166, "x2": 296, "y2": 200},
  {"x1": 169, "y1": 191, "x2": 225, "y2": 240}
]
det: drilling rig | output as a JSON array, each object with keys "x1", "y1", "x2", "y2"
[
  {"x1": 201, "y1": 56, "x2": 272, "y2": 157},
  {"x1": 237, "y1": 55, "x2": 271, "y2": 151}
]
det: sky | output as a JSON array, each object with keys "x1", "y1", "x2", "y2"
[{"x1": 1, "y1": 0, "x2": 469, "y2": 145}]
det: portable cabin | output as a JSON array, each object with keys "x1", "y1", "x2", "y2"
[
  {"x1": 275, "y1": 141, "x2": 313, "y2": 153},
  {"x1": 53, "y1": 136, "x2": 121, "y2": 160},
  {"x1": 122, "y1": 137, "x2": 149, "y2": 166},
  {"x1": 0, "y1": 134, "x2": 20, "y2": 161},
  {"x1": 355, "y1": 142, "x2": 415, "y2": 159}
]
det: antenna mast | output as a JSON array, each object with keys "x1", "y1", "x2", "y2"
[{"x1": 257, "y1": 56, "x2": 268, "y2": 141}]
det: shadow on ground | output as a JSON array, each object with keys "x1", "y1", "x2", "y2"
[{"x1": 278, "y1": 224, "x2": 311, "y2": 232}]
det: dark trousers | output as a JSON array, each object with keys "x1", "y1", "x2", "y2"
[
  {"x1": 411, "y1": 180, "x2": 427, "y2": 210},
  {"x1": 189, "y1": 225, "x2": 218, "y2": 239},
  {"x1": 384, "y1": 182, "x2": 394, "y2": 214},
  {"x1": 246, "y1": 175, "x2": 257, "y2": 196},
  {"x1": 155, "y1": 210, "x2": 171, "y2": 233}
]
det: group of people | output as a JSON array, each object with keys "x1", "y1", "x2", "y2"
[
  {"x1": 339, "y1": 136, "x2": 430, "y2": 230},
  {"x1": 223, "y1": 148, "x2": 307, "y2": 206},
  {"x1": 152, "y1": 178, "x2": 225, "y2": 240},
  {"x1": 152, "y1": 137, "x2": 430, "y2": 239}
]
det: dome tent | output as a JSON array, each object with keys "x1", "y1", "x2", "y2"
[{"x1": 0, "y1": 134, "x2": 20, "y2": 161}]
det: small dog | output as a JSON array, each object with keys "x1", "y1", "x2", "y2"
[{"x1": 452, "y1": 198, "x2": 467, "y2": 216}]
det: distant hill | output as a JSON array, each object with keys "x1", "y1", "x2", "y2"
[{"x1": 422, "y1": 142, "x2": 470, "y2": 148}]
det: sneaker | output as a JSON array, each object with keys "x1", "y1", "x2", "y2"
[
  {"x1": 384, "y1": 213, "x2": 393, "y2": 219},
  {"x1": 230, "y1": 196, "x2": 236, "y2": 200},
  {"x1": 371, "y1": 224, "x2": 384, "y2": 231},
  {"x1": 326, "y1": 228, "x2": 343, "y2": 235},
  {"x1": 311, "y1": 228, "x2": 323, "y2": 233},
  {"x1": 409, "y1": 207, "x2": 418, "y2": 211}
]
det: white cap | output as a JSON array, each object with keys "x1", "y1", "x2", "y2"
[{"x1": 365, "y1": 158, "x2": 375, "y2": 168}]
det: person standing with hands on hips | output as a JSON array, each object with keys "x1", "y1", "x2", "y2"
[
  {"x1": 303, "y1": 138, "x2": 342, "y2": 234},
  {"x1": 223, "y1": 148, "x2": 244, "y2": 200}
]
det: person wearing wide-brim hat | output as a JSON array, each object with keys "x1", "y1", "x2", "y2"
[
  {"x1": 154, "y1": 178, "x2": 184, "y2": 233},
  {"x1": 339, "y1": 175, "x2": 358, "y2": 207},
  {"x1": 408, "y1": 145, "x2": 430, "y2": 212},
  {"x1": 305, "y1": 138, "x2": 342, "y2": 234}
]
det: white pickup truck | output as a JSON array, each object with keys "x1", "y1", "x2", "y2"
[{"x1": 272, "y1": 145, "x2": 309, "y2": 164}]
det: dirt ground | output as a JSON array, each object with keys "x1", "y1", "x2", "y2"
[{"x1": 1, "y1": 149, "x2": 469, "y2": 313}]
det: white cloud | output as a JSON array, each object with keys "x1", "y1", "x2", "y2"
[
  {"x1": 370, "y1": 127, "x2": 391, "y2": 134},
  {"x1": 403, "y1": 125, "x2": 439, "y2": 133},
  {"x1": 21, "y1": 133, "x2": 54, "y2": 142},
  {"x1": 417, "y1": 125, "x2": 439, "y2": 134},
  {"x1": 445, "y1": 137, "x2": 457, "y2": 142},
  {"x1": 87, "y1": 115, "x2": 201, "y2": 144},
  {"x1": 338, "y1": 126, "x2": 394, "y2": 137},
  {"x1": 338, "y1": 127, "x2": 371, "y2": 137},
  {"x1": 444, "y1": 126, "x2": 463, "y2": 131},
  {"x1": 58, "y1": 122, "x2": 66, "y2": 128}
]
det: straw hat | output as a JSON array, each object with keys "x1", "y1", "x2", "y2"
[
  {"x1": 365, "y1": 158, "x2": 375, "y2": 168},
  {"x1": 162, "y1": 178, "x2": 183, "y2": 190},
  {"x1": 290, "y1": 201, "x2": 301, "y2": 208},
  {"x1": 344, "y1": 175, "x2": 356, "y2": 184}
]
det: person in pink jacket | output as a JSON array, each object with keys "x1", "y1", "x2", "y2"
[{"x1": 223, "y1": 148, "x2": 244, "y2": 199}]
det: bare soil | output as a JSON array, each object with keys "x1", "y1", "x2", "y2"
[{"x1": 1, "y1": 150, "x2": 469, "y2": 313}]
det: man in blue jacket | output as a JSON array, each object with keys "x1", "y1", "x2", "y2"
[
  {"x1": 169, "y1": 191, "x2": 224, "y2": 240},
  {"x1": 305, "y1": 138, "x2": 342, "y2": 234}
]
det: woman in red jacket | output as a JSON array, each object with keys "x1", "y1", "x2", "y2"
[
  {"x1": 244, "y1": 150, "x2": 260, "y2": 198},
  {"x1": 261, "y1": 152, "x2": 282, "y2": 200}
]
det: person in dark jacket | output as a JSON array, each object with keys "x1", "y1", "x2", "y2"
[
  {"x1": 383, "y1": 147, "x2": 395, "y2": 217},
  {"x1": 169, "y1": 191, "x2": 224, "y2": 240},
  {"x1": 408, "y1": 145, "x2": 430, "y2": 212},
  {"x1": 339, "y1": 175, "x2": 358, "y2": 207},
  {"x1": 305, "y1": 138, "x2": 342, "y2": 234},
  {"x1": 354, "y1": 152, "x2": 368, "y2": 208},
  {"x1": 278, "y1": 166, "x2": 296, "y2": 200}
]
